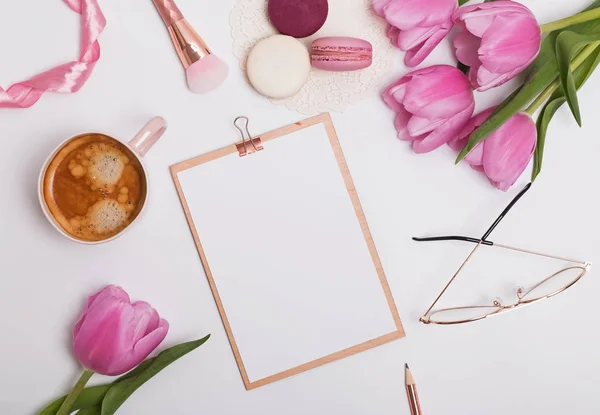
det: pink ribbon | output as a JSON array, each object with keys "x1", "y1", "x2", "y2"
[{"x1": 0, "y1": 0, "x2": 106, "y2": 108}]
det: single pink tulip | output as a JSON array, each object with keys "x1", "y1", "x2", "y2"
[
  {"x1": 450, "y1": 109, "x2": 537, "y2": 191},
  {"x1": 73, "y1": 285, "x2": 169, "y2": 376},
  {"x1": 448, "y1": 107, "x2": 496, "y2": 167},
  {"x1": 453, "y1": 1, "x2": 541, "y2": 91},
  {"x1": 373, "y1": 0, "x2": 456, "y2": 67},
  {"x1": 383, "y1": 65, "x2": 475, "y2": 153}
]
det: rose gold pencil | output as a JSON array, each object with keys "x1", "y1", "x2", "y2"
[{"x1": 405, "y1": 364, "x2": 422, "y2": 415}]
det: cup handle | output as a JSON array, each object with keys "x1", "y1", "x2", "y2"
[{"x1": 129, "y1": 116, "x2": 167, "y2": 157}]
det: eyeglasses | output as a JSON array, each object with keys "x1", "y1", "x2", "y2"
[{"x1": 414, "y1": 183, "x2": 592, "y2": 325}]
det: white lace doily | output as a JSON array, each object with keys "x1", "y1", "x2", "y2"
[{"x1": 230, "y1": 0, "x2": 394, "y2": 114}]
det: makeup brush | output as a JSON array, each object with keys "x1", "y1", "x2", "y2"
[{"x1": 151, "y1": 0, "x2": 228, "y2": 93}]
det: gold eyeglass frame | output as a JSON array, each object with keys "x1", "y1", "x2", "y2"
[{"x1": 414, "y1": 183, "x2": 592, "y2": 325}]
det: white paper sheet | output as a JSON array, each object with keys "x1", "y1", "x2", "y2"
[{"x1": 177, "y1": 123, "x2": 399, "y2": 384}]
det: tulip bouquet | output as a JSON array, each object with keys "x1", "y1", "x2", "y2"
[
  {"x1": 39, "y1": 286, "x2": 210, "y2": 415},
  {"x1": 375, "y1": 0, "x2": 600, "y2": 190}
]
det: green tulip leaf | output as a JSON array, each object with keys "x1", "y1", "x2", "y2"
[
  {"x1": 555, "y1": 31, "x2": 600, "y2": 126},
  {"x1": 38, "y1": 336, "x2": 210, "y2": 415},
  {"x1": 76, "y1": 407, "x2": 102, "y2": 415},
  {"x1": 100, "y1": 335, "x2": 211, "y2": 415},
  {"x1": 573, "y1": 45, "x2": 600, "y2": 87},
  {"x1": 39, "y1": 385, "x2": 111, "y2": 415},
  {"x1": 532, "y1": 45, "x2": 600, "y2": 181},
  {"x1": 116, "y1": 357, "x2": 159, "y2": 381},
  {"x1": 458, "y1": 0, "x2": 469, "y2": 5},
  {"x1": 39, "y1": 356, "x2": 162, "y2": 415},
  {"x1": 457, "y1": 0, "x2": 600, "y2": 163},
  {"x1": 495, "y1": 84, "x2": 524, "y2": 113},
  {"x1": 533, "y1": 98, "x2": 565, "y2": 182}
]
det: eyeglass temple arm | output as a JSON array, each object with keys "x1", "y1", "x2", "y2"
[
  {"x1": 413, "y1": 183, "x2": 533, "y2": 246},
  {"x1": 413, "y1": 235, "x2": 588, "y2": 265},
  {"x1": 481, "y1": 182, "x2": 532, "y2": 240},
  {"x1": 413, "y1": 236, "x2": 494, "y2": 246}
]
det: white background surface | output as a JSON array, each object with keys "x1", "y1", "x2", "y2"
[
  {"x1": 0, "y1": 0, "x2": 598, "y2": 414},
  {"x1": 178, "y1": 123, "x2": 398, "y2": 383}
]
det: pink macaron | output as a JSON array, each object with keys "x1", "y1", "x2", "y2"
[{"x1": 311, "y1": 37, "x2": 373, "y2": 72}]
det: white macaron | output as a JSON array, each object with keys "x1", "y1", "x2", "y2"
[{"x1": 246, "y1": 35, "x2": 311, "y2": 99}]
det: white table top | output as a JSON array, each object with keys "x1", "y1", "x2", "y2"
[{"x1": 1, "y1": 0, "x2": 598, "y2": 414}]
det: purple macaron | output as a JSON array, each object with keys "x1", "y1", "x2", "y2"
[
  {"x1": 311, "y1": 37, "x2": 373, "y2": 71},
  {"x1": 268, "y1": 0, "x2": 329, "y2": 39}
]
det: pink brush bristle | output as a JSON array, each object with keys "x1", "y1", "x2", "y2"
[{"x1": 185, "y1": 54, "x2": 229, "y2": 94}]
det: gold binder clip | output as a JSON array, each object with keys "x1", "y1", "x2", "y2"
[{"x1": 234, "y1": 116, "x2": 264, "y2": 157}]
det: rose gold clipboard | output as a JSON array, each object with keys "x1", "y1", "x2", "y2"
[{"x1": 170, "y1": 113, "x2": 405, "y2": 390}]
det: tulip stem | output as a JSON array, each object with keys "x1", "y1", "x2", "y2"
[
  {"x1": 540, "y1": 7, "x2": 600, "y2": 33},
  {"x1": 56, "y1": 369, "x2": 94, "y2": 415},
  {"x1": 525, "y1": 41, "x2": 600, "y2": 115}
]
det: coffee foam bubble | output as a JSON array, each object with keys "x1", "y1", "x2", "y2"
[
  {"x1": 70, "y1": 199, "x2": 130, "y2": 238},
  {"x1": 88, "y1": 200, "x2": 129, "y2": 233},
  {"x1": 86, "y1": 144, "x2": 128, "y2": 188}
]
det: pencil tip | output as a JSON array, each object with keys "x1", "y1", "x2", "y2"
[{"x1": 405, "y1": 363, "x2": 409, "y2": 369}]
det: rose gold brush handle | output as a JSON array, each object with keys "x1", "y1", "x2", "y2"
[
  {"x1": 150, "y1": 0, "x2": 212, "y2": 68},
  {"x1": 151, "y1": 0, "x2": 184, "y2": 26}
]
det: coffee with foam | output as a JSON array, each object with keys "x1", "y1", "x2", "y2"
[{"x1": 43, "y1": 134, "x2": 146, "y2": 242}]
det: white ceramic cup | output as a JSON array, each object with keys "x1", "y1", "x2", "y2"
[{"x1": 38, "y1": 117, "x2": 167, "y2": 245}]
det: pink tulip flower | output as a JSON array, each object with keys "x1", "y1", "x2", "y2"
[
  {"x1": 373, "y1": 0, "x2": 456, "y2": 67},
  {"x1": 383, "y1": 65, "x2": 475, "y2": 153},
  {"x1": 453, "y1": 1, "x2": 541, "y2": 91},
  {"x1": 450, "y1": 108, "x2": 537, "y2": 191},
  {"x1": 73, "y1": 285, "x2": 169, "y2": 376}
]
